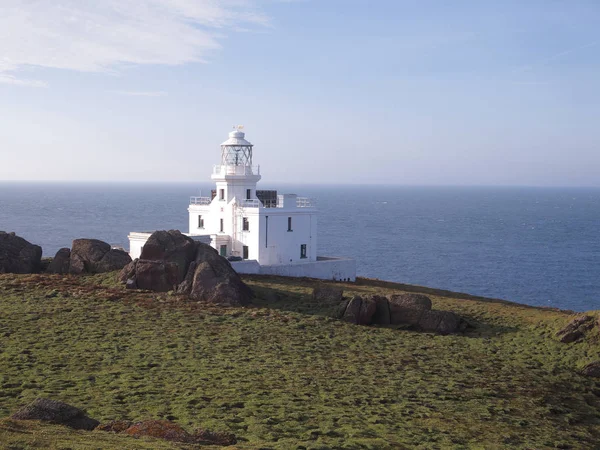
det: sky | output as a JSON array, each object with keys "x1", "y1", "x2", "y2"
[{"x1": 0, "y1": 0, "x2": 599, "y2": 186}]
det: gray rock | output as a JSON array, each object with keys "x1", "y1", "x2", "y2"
[
  {"x1": 140, "y1": 230, "x2": 197, "y2": 283},
  {"x1": 388, "y1": 293, "x2": 432, "y2": 326},
  {"x1": 342, "y1": 296, "x2": 363, "y2": 324},
  {"x1": 0, "y1": 231, "x2": 42, "y2": 274},
  {"x1": 582, "y1": 361, "x2": 600, "y2": 378},
  {"x1": 312, "y1": 284, "x2": 344, "y2": 304},
  {"x1": 46, "y1": 248, "x2": 71, "y2": 274},
  {"x1": 95, "y1": 249, "x2": 132, "y2": 273},
  {"x1": 68, "y1": 239, "x2": 129, "y2": 274},
  {"x1": 11, "y1": 398, "x2": 99, "y2": 431},
  {"x1": 556, "y1": 315, "x2": 595, "y2": 343},
  {"x1": 371, "y1": 295, "x2": 391, "y2": 325},
  {"x1": 134, "y1": 259, "x2": 179, "y2": 292}
]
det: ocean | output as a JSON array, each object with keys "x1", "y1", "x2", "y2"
[{"x1": 1, "y1": 182, "x2": 599, "y2": 312}]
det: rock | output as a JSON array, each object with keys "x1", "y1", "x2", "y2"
[
  {"x1": 335, "y1": 299, "x2": 350, "y2": 319},
  {"x1": 419, "y1": 310, "x2": 462, "y2": 334},
  {"x1": 96, "y1": 420, "x2": 133, "y2": 433},
  {"x1": 188, "y1": 243, "x2": 253, "y2": 305},
  {"x1": 175, "y1": 261, "x2": 196, "y2": 295},
  {"x1": 342, "y1": 296, "x2": 363, "y2": 324},
  {"x1": 371, "y1": 295, "x2": 391, "y2": 325},
  {"x1": 124, "y1": 420, "x2": 193, "y2": 443},
  {"x1": 96, "y1": 249, "x2": 132, "y2": 273},
  {"x1": 69, "y1": 239, "x2": 130, "y2": 274},
  {"x1": 46, "y1": 248, "x2": 71, "y2": 274},
  {"x1": 125, "y1": 278, "x2": 137, "y2": 290},
  {"x1": 388, "y1": 293, "x2": 432, "y2": 326},
  {"x1": 358, "y1": 296, "x2": 377, "y2": 325},
  {"x1": 312, "y1": 284, "x2": 344, "y2": 303},
  {"x1": 118, "y1": 259, "x2": 137, "y2": 283},
  {"x1": 10, "y1": 398, "x2": 99, "y2": 431},
  {"x1": 134, "y1": 260, "x2": 179, "y2": 292},
  {"x1": 140, "y1": 230, "x2": 197, "y2": 283},
  {"x1": 557, "y1": 315, "x2": 595, "y2": 343},
  {"x1": 194, "y1": 429, "x2": 237, "y2": 446},
  {"x1": 0, "y1": 231, "x2": 42, "y2": 274},
  {"x1": 581, "y1": 361, "x2": 600, "y2": 378}
]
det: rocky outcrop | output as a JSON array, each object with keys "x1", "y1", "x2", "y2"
[
  {"x1": 121, "y1": 230, "x2": 252, "y2": 306},
  {"x1": 69, "y1": 239, "x2": 131, "y2": 274},
  {"x1": 46, "y1": 248, "x2": 71, "y2": 274},
  {"x1": 140, "y1": 230, "x2": 197, "y2": 283},
  {"x1": 97, "y1": 419, "x2": 237, "y2": 446},
  {"x1": 581, "y1": 361, "x2": 600, "y2": 378},
  {"x1": 0, "y1": 231, "x2": 42, "y2": 274},
  {"x1": 556, "y1": 315, "x2": 595, "y2": 343},
  {"x1": 11, "y1": 398, "x2": 99, "y2": 431},
  {"x1": 336, "y1": 292, "x2": 465, "y2": 334},
  {"x1": 312, "y1": 284, "x2": 344, "y2": 303}
]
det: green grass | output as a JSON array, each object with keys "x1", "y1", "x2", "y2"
[{"x1": 1, "y1": 272, "x2": 600, "y2": 449}]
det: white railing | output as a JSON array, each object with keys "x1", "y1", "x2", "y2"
[
  {"x1": 190, "y1": 196, "x2": 212, "y2": 205},
  {"x1": 240, "y1": 199, "x2": 261, "y2": 208},
  {"x1": 212, "y1": 165, "x2": 260, "y2": 176},
  {"x1": 297, "y1": 197, "x2": 316, "y2": 208}
]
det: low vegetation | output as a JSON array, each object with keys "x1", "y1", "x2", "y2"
[{"x1": 1, "y1": 272, "x2": 600, "y2": 449}]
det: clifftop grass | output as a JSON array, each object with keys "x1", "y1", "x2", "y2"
[{"x1": 1, "y1": 273, "x2": 599, "y2": 449}]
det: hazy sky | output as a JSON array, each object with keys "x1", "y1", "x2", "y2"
[{"x1": 1, "y1": 0, "x2": 599, "y2": 185}]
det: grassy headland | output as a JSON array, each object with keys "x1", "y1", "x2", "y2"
[{"x1": 1, "y1": 272, "x2": 599, "y2": 449}]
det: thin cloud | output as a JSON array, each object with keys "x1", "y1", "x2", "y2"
[
  {"x1": 113, "y1": 90, "x2": 168, "y2": 97},
  {"x1": 514, "y1": 41, "x2": 599, "y2": 73},
  {"x1": 0, "y1": 0, "x2": 274, "y2": 86}
]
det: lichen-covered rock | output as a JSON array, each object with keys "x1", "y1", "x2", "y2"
[
  {"x1": 556, "y1": 315, "x2": 595, "y2": 343},
  {"x1": 0, "y1": 231, "x2": 42, "y2": 274},
  {"x1": 124, "y1": 420, "x2": 193, "y2": 443},
  {"x1": 417, "y1": 310, "x2": 462, "y2": 334},
  {"x1": 95, "y1": 420, "x2": 133, "y2": 433},
  {"x1": 581, "y1": 361, "x2": 600, "y2": 378},
  {"x1": 11, "y1": 398, "x2": 99, "y2": 431},
  {"x1": 312, "y1": 284, "x2": 344, "y2": 304},
  {"x1": 371, "y1": 295, "x2": 391, "y2": 325},
  {"x1": 134, "y1": 260, "x2": 179, "y2": 292},
  {"x1": 388, "y1": 293, "x2": 432, "y2": 326},
  {"x1": 194, "y1": 429, "x2": 237, "y2": 446},
  {"x1": 140, "y1": 230, "x2": 197, "y2": 283},
  {"x1": 69, "y1": 239, "x2": 131, "y2": 274},
  {"x1": 342, "y1": 296, "x2": 363, "y2": 324},
  {"x1": 46, "y1": 248, "x2": 71, "y2": 274},
  {"x1": 189, "y1": 258, "x2": 252, "y2": 306}
]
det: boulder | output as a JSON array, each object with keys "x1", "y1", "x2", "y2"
[
  {"x1": 194, "y1": 429, "x2": 237, "y2": 446},
  {"x1": 124, "y1": 420, "x2": 193, "y2": 443},
  {"x1": 357, "y1": 295, "x2": 377, "y2": 325},
  {"x1": 134, "y1": 260, "x2": 179, "y2": 292},
  {"x1": 140, "y1": 230, "x2": 197, "y2": 283},
  {"x1": 342, "y1": 296, "x2": 363, "y2": 324},
  {"x1": 11, "y1": 398, "x2": 99, "y2": 431},
  {"x1": 556, "y1": 315, "x2": 595, "y2": 343},
  {"x1": 189, "y1": 259, "x2": 252, "y2": 306},
  {"x1": 118, "y1": 259, "x2": 137, "y2": 284},
  {"x1": 388, "y1": 293, "x2": 432, "y2": 310},
  {"x1": 46, "y1": 248, "x2": 71, "y2": 274},
  {"x1": 417, "y1": 310, "x2": 462, "y2": 334},
  {"x1": 581, "y1": 361, "x2": 600, "y2": 378},
  {"x1": 312, "y1": 284, "x2": 344, "y2": 304},
  {"x1": 371, "y1": 295, "x2": 391, "y2": 325},
  {"x1": 0, "y1": 231, "x2": 42, "y2": 274},
  {"x1": 69, "y1": 239, "x2": 131, "y2": 274},
  {"x1": 96, "y1": 420, "x2": 133, "y2": 433}
]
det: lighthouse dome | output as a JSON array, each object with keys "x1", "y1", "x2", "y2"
[{"x1": 221, "y1": 129, "x2": 252, "y2": 147}]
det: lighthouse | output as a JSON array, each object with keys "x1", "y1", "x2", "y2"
[{"x1": 128, "y1": 127, "x2": 355, "y2": 281}]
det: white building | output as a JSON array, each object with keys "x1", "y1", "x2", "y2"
[{"x1": 128, "y1": 128, "x2": 355, "y2": 281}]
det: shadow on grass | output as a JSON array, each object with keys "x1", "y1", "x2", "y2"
[{"x1": 246, "y1": 277, "x2": 520, "y2": 339}]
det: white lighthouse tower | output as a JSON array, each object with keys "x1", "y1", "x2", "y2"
[{"x1": 128, "y1": 127, "x2": 355, "y2": 281}]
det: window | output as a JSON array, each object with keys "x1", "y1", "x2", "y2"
[
  {"x1": 242, "y1": 217, "x2": 249, "y2": 231},
  {"x1": 243, "y1": 245, "x2": 249, "y2": 260},
  {"x1": 220, "y1": 218, "x2": 224, "y2": 232},
  {"x1": 220, "y1": 245, "x2": 227, "y2": 257},
  {"x1": 300, "y1": 244, "x2": 307, "y2": 259},
  {"x1": 246, "y1": 189, "x2": 251, "y2": 200},
  {"x1": 287, "y1": 217, "x2": 293, "y2": 232},
  {"x1": 197, "y1": 215, "x2": 204, "y2": 229},
  {"x1": 219, "y1": 189, "x2": 225, "y2": 200}
]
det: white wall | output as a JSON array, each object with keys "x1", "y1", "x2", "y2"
[{"x1": 231, "y1": 257, "x2": 356, "y2": 281}]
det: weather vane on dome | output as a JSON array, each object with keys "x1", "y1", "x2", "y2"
[{"x1": 232, "y1": 125, "x2": 244, "y2": 130}]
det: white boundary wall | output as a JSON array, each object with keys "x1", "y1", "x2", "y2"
[{"x1": 231, "y1": 256, "x2": 356, "y2": 281}]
